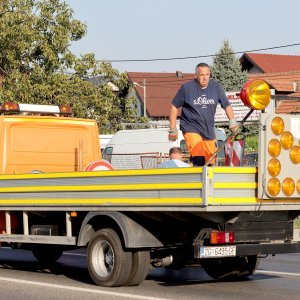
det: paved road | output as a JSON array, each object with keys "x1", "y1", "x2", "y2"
[{"x1": 0, "y1": 248, "x2": 299, "y2": 300}]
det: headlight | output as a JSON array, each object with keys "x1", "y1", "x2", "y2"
[
  {"x1": 268, "y1": 158, "x2": 281, "y2": 177},
  {"x1": 282, "y1": 178, "x2": 295, "y2": 196},
  {"x1": 267, "y1": 178, "x2": 281, "y2": 196},
  {"x1": 271, "y1": 117, "x2": 284, "y2": 135},
  {"x1": 268, "y1": 139, "x2": 281, "y2": 157},
  {"x1": 280, "y1": 131, "x2": 294, "y2": 150},
  {"x1": 290, "y1": 146, "x2": 300, "y2": 164}
]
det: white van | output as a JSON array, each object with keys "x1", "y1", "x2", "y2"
[
  {"x1": 99, "y1": 134, "x2": 114, "y2": 151},
  {"x1": 102, "y1": 128, "x2": 227, "y2": 169}
]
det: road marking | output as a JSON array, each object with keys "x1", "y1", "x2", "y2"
[
  {"x1": 0, "y1": 276, "x2": 169, "y2": 300},
  {"x1": 256, "y1": 270, "x2": 300, "y2": 277}
]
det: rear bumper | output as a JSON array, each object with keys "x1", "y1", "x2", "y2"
[{"x1": 236, "y1": 242, "x2": 300, "y2": 256}]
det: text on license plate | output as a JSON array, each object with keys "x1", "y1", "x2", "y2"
[{"x1": 200, "y1": 246, "x2": 236, "y2": 258}]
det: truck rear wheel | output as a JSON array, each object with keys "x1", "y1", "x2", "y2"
[
  {"x1": 124, "y1": 250, "x2": 150, "y2": 286},
  {"x1": 87, "y1": 228, "x2": 132, "y2": 287},
  {"x1": 201, "y1": 255, "x2": 259, "y2": 280}
]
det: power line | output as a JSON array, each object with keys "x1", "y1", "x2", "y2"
[
  {"x1": 129, "y1": 74, "x2": 194, "y2": 79},
  {"x1": 128, "y1": 75, "x2": 195, "y2": 82},
  {"x1": 133, "y1": 79, "x2": 188, "y2": 84},
  {"x1": 107, "y1": 42, "x2": 300, "y2": 63}
]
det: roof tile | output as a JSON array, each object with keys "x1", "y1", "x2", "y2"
[{"x1": 241, "y1": 53, "x2": 300, "y2": 73}]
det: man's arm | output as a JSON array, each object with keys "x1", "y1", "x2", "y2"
[
  {"x1": 225, "y1": 105, "x2": 238, "y2": 132},
  {"x1": 169, "y1": 104, "x2": 179, "y2": 141},
  {"x1": 169, "y1": 104, "x2": 178, "y2": 129}
]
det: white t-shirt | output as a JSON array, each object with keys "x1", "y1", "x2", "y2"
[{"x1": 157, "y1": 159, "x2": 191, "y2": 168}]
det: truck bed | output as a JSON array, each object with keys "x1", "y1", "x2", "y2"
[{"x1": 0, "y1": 167, "x2": 299, "y2": 212}]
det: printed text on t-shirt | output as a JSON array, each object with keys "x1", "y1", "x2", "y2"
[{"x1": 193, "y1": 96, "x2": 215, "y2": 108}]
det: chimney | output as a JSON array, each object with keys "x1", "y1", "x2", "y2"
[{"x1": 176, "y1": 71, "x2": 183, "y2": 78}]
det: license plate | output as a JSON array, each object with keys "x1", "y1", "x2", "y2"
[{"x1": 200, "y1": 246, "x2": 236, "y2": 258}]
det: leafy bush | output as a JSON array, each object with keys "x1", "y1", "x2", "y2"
[
  {"x1": 245, "y1": 135, "x2": 258, "y2": 153},
  {"x1": 294, "y1": 218, "x2": 300, "y2": 229}
]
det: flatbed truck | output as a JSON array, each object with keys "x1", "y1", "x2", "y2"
[{"x1": 0, "y1": 81, "x2": 299, "y2": 287}]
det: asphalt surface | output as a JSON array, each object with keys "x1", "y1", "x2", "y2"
[{"x1": 0, "y1": 247, "x2": 299, "y2": 300}]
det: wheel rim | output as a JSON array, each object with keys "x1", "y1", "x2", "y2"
[{"x1": 92, "y1": 240, "x2": 115, "y2": 277}]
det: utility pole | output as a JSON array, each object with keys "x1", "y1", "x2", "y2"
[
  {"x1": 142, "y1": 79, "x2": 146, "y2": 117},
  {"x1": 133, "y1": 80, "x2": 147, "y2": 117}
]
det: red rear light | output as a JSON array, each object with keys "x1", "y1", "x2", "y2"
[
  {"x1": 210, "y1": 231, "x2": 234, "y2": 244},
  {"x1": 228, "y1": 232, "x2": 235, "y2": 243}
]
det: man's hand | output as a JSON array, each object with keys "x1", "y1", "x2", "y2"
[
  {"x1": 229, "y1": 119, "x2": 239, "y2": 133},
  {"x1": 168, "y1": 128, "x2": 178, "y2": 141}
]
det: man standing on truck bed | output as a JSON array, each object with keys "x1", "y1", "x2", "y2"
[{"x1": 169, "y1": 62, "x2": 238, "y2": 166}]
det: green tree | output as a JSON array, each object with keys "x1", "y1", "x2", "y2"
[
  {"x1": 211, "y1": 40, "x2": 258, "y2": 153},
  {"x1": 211, "y1": 39, "x2": 247, "y2": 91},
  {"x1": 0, "y1": 0, "x2": 138, "y2": 134}
]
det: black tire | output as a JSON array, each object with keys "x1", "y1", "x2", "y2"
[
  {"x1": 201, "y1": 255, "x2": 259, "y2": 280},
  {"x1": 32, "y1": 244, "x2": 63, "y2": 264},
  {"x1": 124, "y1": 250, "x2": 150, "y2": 286},
  {"x1": 87, "y1": 228, "x2": 132, "y2": 287}
]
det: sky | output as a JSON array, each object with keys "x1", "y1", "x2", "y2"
[{"x1": 65, "y1": 0, "x2": 300, "y2": 74}]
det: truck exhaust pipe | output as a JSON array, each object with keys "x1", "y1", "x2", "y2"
[{"x1": 151, "y1": 255, "x2": 173, "y2": 267}]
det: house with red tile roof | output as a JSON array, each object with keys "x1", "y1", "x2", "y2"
[
  {"x1": 127, "y1": 72, "x2": 194, "y2": 119},
  {"x1": 240, "y1": 53, "x2": 300, "y2": 113},
  {"x1": 240, "y1": 53, "x2": 300, "y2": 74}
]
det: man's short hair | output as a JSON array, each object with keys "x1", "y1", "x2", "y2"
[
  {"x1": 195, "y1": 62, "x2": 210, "y2": 74},
  {"x1": 169, "y1": 147, "x2": 182, "y2": 156}
]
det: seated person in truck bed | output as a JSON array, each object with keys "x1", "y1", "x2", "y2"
[{"x1": 157, "y1": 147, "x2": 191, "y2": 168}]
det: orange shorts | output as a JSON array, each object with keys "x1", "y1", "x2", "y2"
[{"x1": 183, "y1": 132, "x2": 217, "y2": 164}]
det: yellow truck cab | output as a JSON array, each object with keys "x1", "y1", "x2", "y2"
[{"x1": 0, "y1": 102, "x2": 101, "y2": 174}]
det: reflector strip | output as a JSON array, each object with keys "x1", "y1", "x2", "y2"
[
  {"x1": 213, "y1": 167, "x2": 257, "y2": 174},
  {"x1": 0, "y1": 197, "x2": 202, "y2": 206},
  {"x1": 0, "y1": 183, "x2": 202, "y2": 193},
  {"x1": 0, "y1": 167, "x2": 204, "y2": 180},
  {"x1": 214, "y1": 182, "x2": 257, "y2": 189},
  {"x1": 211, "y1": 197, "x2": 300, "y2": 204}
]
